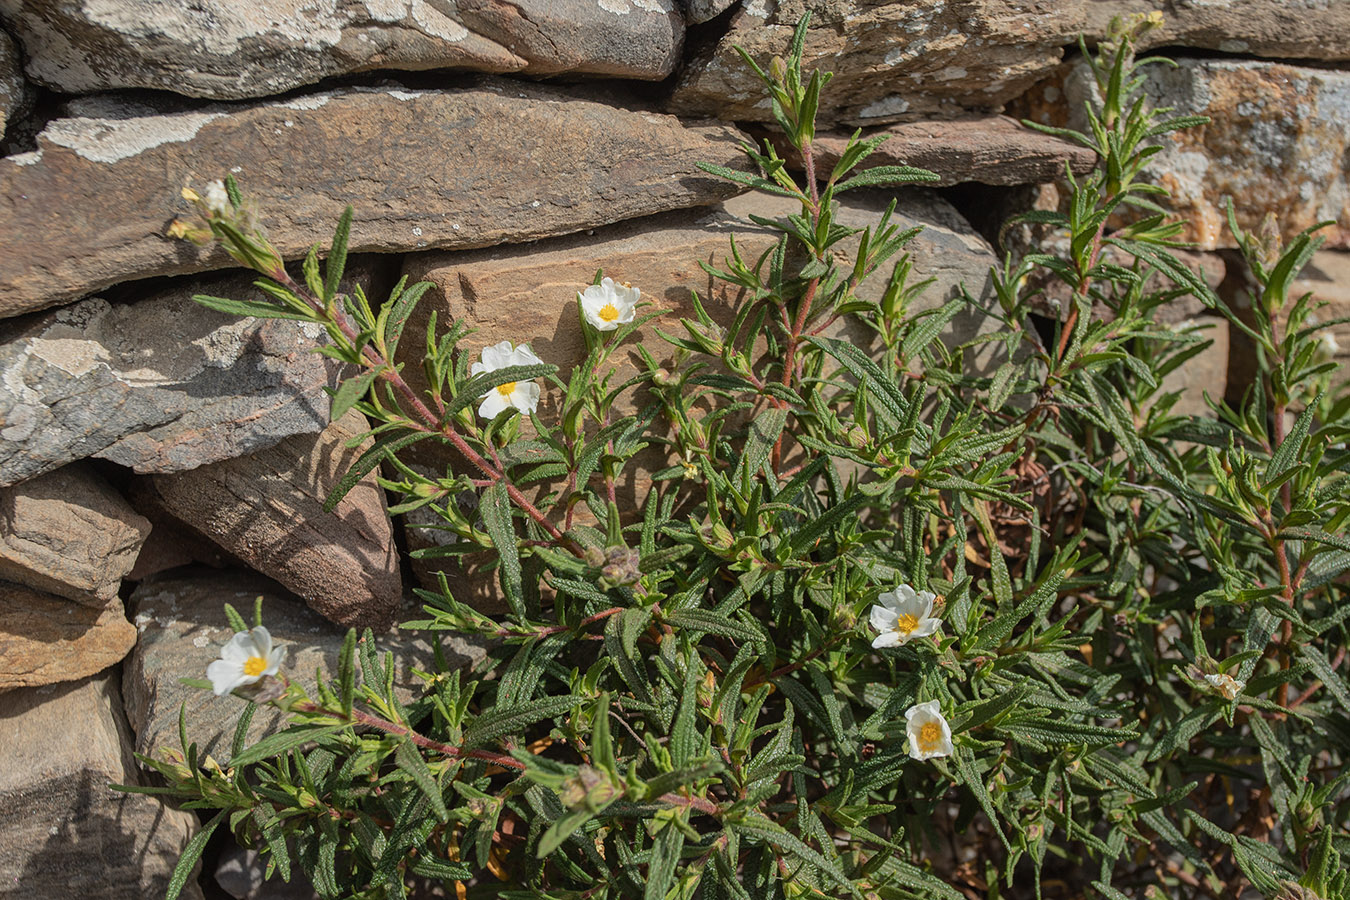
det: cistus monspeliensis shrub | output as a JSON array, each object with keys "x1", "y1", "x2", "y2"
[{"x1": 129, "y1": 14, "x2": 1349, "y2": 900}]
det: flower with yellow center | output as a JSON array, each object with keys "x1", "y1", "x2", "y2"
[
  {"x1": 206, "y1": 626, "x2": 285, "y2": 697},
  {"x1": 868, "y1": 584, "x2": 942, "y2": 649},
  {"x1": 579, "y1": 277, "x2": 640, "y2": 332},
  {"x1": 904, "y1": 700, "x2": 954, "y2": 760},
  {"x1": 471, "y1": 340, "x2": 544, "y2": 420}
]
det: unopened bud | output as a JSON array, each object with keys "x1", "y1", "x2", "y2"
[
  {"x1": 583, "y1": 545, "x2": 606, "y2": 568},
  {"x1": 769, "y1": 56, "x2": 788, "y2": 83},
  {"x1": 560, "y1": 765, "x2": 620, "y2": 812},
  {"x1": 652, "y1": 368, "x2": 673, "y2": 387},
  {"x1": 600, "y1": 546, "x2": 642, "y2": 587},
  {"x1": 847, "y1": 424, "x2": 869, "y2": 450}
]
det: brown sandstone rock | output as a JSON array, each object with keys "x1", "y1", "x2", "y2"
[
  {"x1": 0, "y1": 583, "x2": 137, "y2": 690},
  {"x1": 123, "y1": 569, "x2": 489, "y2": 765},
  {"x1": 1291, "y1": 250, "x2": 1350, "y2": 385},
  {"x1": 1085, "y1": 0, "x2": 1350, "y2": 61},
  {"x1": 1029, "y1": 59, "x2": 1350, "y2": 251},
  {"x1": 0, "y1": 82, "x2": 748, "y2": 319},
  {"x1": 0, "y1": 0, "x2": 683, "y2": 100},
  {"x1": 669, "y1": 0, "x2": 1085, "y2": 127},
  {"x1": 0, "y1": 674, "x2": 202, "y2": 900},
  {"x1": 145, "y1": 410, "x2": 402, "y2": 629},
  {"x1": 768, "y1": 116, "x2": 1098, "y2": 187},
  {"x1": 0, "y1": 463, "x2": 150, "y2": 604},
  {"x1": 0, "y1": 269, "x2": 341, "y2": 487}
]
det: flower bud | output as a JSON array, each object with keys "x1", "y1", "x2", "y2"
[
  {"x1": 600, "y1": 546, "x2": 642, "y2": 587},
  {"x1": 846, "y1": 424, "x2": 869, "y2": 450},
  {"x1": 652, "y1": 368, "x2": 673, "y2": 387},
  {"x1": 583, "y1": 545, "x2": 607, "y2": 568},
  {"x1": 560, "y1": 765, "x2": 621, "y2": 812}
]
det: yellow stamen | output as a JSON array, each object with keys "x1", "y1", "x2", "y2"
[
  {"x1": 243, "y1": 656, "x2": 268, "y2": 677},
  {"x1": 893, "y1": 613, "x2": 919, "y2": 635},
  {"x1": 919, "y1": 721, "x2": 942, "y2": 749},
  {"x1": 599, "y1": 303, "x2": 620, "y2": 322},
  {"x1": 497, "y1": 382, "x2": 516, "y2": 397}
]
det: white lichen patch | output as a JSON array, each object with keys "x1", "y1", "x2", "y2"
[
  {"x1": 858, "y1": 95, "x2": 910, "y2": 119},
  {"x1": 43, "y1": 109, "x2": 225, "y2": 164},
  {"x1": 7, "y1": 150, "x2": 42, "y2": 166}
]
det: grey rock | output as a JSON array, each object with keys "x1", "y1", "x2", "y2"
[
  {"x1": 1, "y1": 25, "x2": 31, "y2": 139},
  {"x1": 123, "y1": 569, "x2": 490, "y2": 766},
  {"x1": 669, "y1": 0, "x2": 1084, "y2": 127},
  {"x1": 1038, "y1": 58, "x2": 1350, "y2": 250},
  {"x1": 0, "y1": 269, "x2": 341, "y2": 486},
  {"x1": 681, "y1": 0, "x2": 738, "y2": 24},
  {"x1": 1085, "y1": 0, "x2": 1350, "y2": 62},
  {"x1": 0, "y1": 0, "x2": 683, "y2": 100},
  {"x1": 0, "y1": 82, "x2": 749, "y2": 319},
  {"x1": 144, "y1": 410, "x2": 403, "y2": 630},
  {"x1": 0, "y1": 462, "x2": 150, "y2": 604},
  {"x1": 0, "y1": 674, "x2": 202, "y2": 900}
]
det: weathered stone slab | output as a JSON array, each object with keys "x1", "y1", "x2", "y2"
[
  {"x1": 669, "y1": 0, "x2": 1084, "y2": 127},
  {"x1": 123, "y1": 569, "x2": 489, "y2": 765},
  {"x1": 143, "y1": 410, "x2": 402, "y2": 630},
  {"x1": 682, "y1": 0, "x2": 739, "y2": 24},
  {"x1": 1, "y1": 25, "x2": 29, "y2": 138},
  {"x1": 398, "y1": 188, "x2": 1001, "y2": 597},
  {"x1": 0, "y1": 583, "x2": 137, "y2": 690},
  {"x1": 0, "y1": 0, "x2": 683, "y2": 100},
  {"x1": 0, "y1": 269, "x2": 341, "y2": 487},
  {"x1": 1031, "y1": 59, "x2": 1350, "y2": 250},
  {"x1": 1085, "y1": 0, "x2": 1350, "y2": 62},
  {"x1": 769, "y1": 116, "x2": 1098, "y2": 187},
  {"x1": 0, "y1": 463, "x2": 150, "y2": 604},
  {"x1": 0, "y1": 82, "x2": 748, "y2": 319},
  {"x1": 0, "y1": 674, "x2": 202, "y2": 900}
]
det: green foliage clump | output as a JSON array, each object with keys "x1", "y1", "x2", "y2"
[{"x1": 136, "y1": 14, "x2": 1349, "y2": 900}]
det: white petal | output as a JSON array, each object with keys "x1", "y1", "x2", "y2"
[
  {"x1": 511, "y1": 382, "x2": 541, "y2": 414},
  {"x1": 908, "y1": 618, "x2": 942, "y2": 639},
  {"x1": 869, "y1": 604, "x2": 898, "y2": 632},
  {"x1": 905, "y1": 699, "x2": 942, "y2": 722},
  {"x1": 264, "y1": 644, "x2": 286, "y2": 677},
  {"x1": 478, "y1": 391, "x2": 510, "y2": 420},
  {"x1": 872, "y1": 631, "x2": 902, "y2": 649},
  {"x1": 874, "y1": 589, "x2": 902, "y2": 611},
  {"x1": 207, "y1": 658, "x2": 243, "y2": 696},
  {"x1": 480, "y1": 340, "x2": 516, "y2": 370},
  {"x1": 220, "y1": 632, "x2": 255, "y2": 663},
  {"x1": 250, "y1": 626, "x2": 272, "y2": 659},
  {"x1": 614, "y1": 283, "x2": 640, "y2": 309},
  {"x1": 510, "y1": 344, "x2": 544, "y2": 366}
]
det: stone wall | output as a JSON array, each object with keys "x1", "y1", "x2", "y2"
[{"x1": 0, "y1": 1, "x2": 1346, "y2": 896}]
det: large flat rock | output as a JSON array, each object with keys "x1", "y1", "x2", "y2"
[
  {"x1": 0, "y1": 462, "x2": 150, "y2": 604},
  {"x1": 1029, "y1": 58, "x2": 1350, "y2": 251},
  {"x1": 669, "y1": 0, "x2": 1084, "y2": 127},
  {"x1": 0, "y1": 0, "x2": 683, "y2": 100},
  {"x1": 0, "y1": 583, "x2": 137, "y2": 691},
  {"x1": 1085, "y1": 0, "x2": 1350, "y2": 62},
  {"x1": 768, "y1": 116, "x2": 1098, "y2": 187},
  {"x1": 0, "y1": 82, "x2": 748, "y2": 319},
  {"x1": 0, "y1": 674, "x2": 202, "y2": 900},
  {"x1": 0, "y1": 269, "x2": 341, "y2": 487},
  {"x1": 143, "y1": 410, "x2": 403, "y2": 630},
  {"x1": 123, "y1": 569, "x2": 489, "y2": 765}
]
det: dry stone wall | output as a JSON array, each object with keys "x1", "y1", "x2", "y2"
[{"x1": 0, "y1": 0, "x2": 1345, "y2": 896}]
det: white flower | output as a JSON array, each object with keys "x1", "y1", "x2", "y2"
[
  {"x1": 869, "y1": 584, "x2": 942, "y2": 648},
  {"x1": 206, "y1": 626, "x2": 285, "y2": 696},
  {"x1": 203, "y1": 180, "x2": 231, "y2": 216},
  {"x1": 904, "y1": 700, "x2": 954, "y2": 760},
  {"x1": 1205, "y1": 672, "x2": 1244, "y2": 701},
  {"x1": 578, "y1": 277, "x2": 640, "y2": 331},
  {"x1": 470, "y1": 340, "x2": 544, "y2": 420}
]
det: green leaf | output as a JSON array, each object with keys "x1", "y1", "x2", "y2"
[
  {"x1": 324, "y1": 430, "x2": 432, "y2": 511},
  {"x1": 329, "y1": 368, "x2": 380, "y2": 424},
  {"x1": 806, "y1": 335, "x2": 910, "y2": 430},
  {"x1": 464, "y1": 695, "x2": 579, "y2": 749},
  {"x1": 733, "y1": 814, "x2": 861, "y2": 898},
  {"x1": 836, "y1": 164, "x2": 940, "y2": 192},
  {"x1": 193, "y1": 294, "x2": 314, "y2": 322},
  {"x1": 338, "y1": 628, "x2": 357, "y2": 716},
  {"x1": 230, "y1": 724, "x2": 348, "y2": 767},
  {"x1": 165, "y1": 809, "x2": 226, "y2": 900},
  {"x1": 1265, "y1": 399, "x2": 1317, "y2": 487},
  {"x1": 664, "y1": 609, "x2": 766, "y2": 643},
  {"x1": 324, "y1": 206, "x2": 353, "y2": 303},
  {"x1": 395, "y1": 739, "x2": 449, "y2": 822},
  {"x1": 645, "y1": 823, "x2": 686, "y2": 900},
  {"x1": 537, "y1": 808, "x2": 596, "y2": 857},
  {"x1": 1300, "y1": 644, "x2": 1350, "y2": 713},
  {"x1": 479, "y1": 482, "x2": 524, "y2": 617}
]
